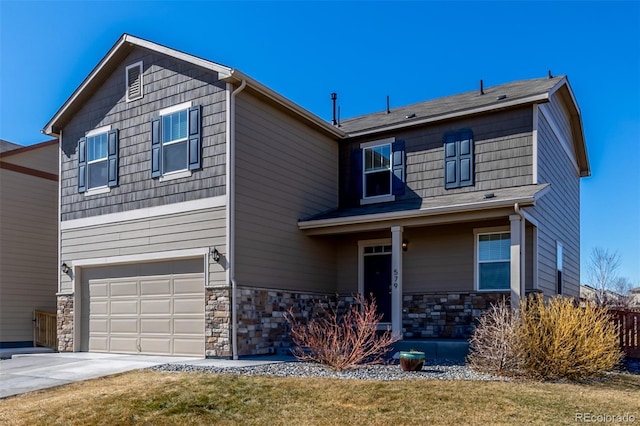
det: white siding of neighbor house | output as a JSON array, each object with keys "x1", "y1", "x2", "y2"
[
  {"x1": 60, "y1": 205, "x2": 227, "y2": 293},
  {"x1": 234, "y1": 92, "x2": 339, "y2": 293},
  {"x1": 0, "y1": 148, "x2": 58, "y2": 343}
]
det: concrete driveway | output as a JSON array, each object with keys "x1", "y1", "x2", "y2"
[
  {"x1": 0, "y1": 352, "x2": 200, "y2": 399},
  {"x1": 0, "y1": 352, "x2": 293, "y2": 399}
]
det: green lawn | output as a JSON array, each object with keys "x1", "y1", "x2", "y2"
[{"x1": 1, "y1": 371, "x2": 638, "y2": 425}]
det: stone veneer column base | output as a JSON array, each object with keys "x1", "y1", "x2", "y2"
[
  {"x1": 402, "y1": 291, "x2": 509, "y2": 339},
  {"x1": 57, "y1": 295, "x2": 74, "y2": 352},
  {"x1": 205, "y1": 288, "x2": 231, "y2": 357}
]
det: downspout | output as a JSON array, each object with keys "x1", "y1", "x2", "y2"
[{"x1": 228, "y1": 79, "x2": 246, "y2": 360}]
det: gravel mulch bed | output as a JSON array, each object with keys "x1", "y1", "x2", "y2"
[{"x1": 150, "y1": 359, "x2": 509, "y2": 381}]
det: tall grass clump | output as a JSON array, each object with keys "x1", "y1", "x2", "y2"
[
  {"x1": 467, "y1": 298, "x2": 521, "y2": 375},
  {"x1": 518, "y1": 294, "x2": 623, "y2": 381},
  {"x1": 469, "y1": 294, "x2": 623, "y2": 381}
]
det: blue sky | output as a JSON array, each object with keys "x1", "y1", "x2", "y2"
[{"x1": 1, "y1": 1, "x2": 638, "y2": 285}]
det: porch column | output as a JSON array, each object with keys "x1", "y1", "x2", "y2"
[
  {"x1": 391, "y1": 226, "x2": 403, "y2": 338},
  {"x1": 509, "y1": 214, "x2": 526, "y2": 308}
]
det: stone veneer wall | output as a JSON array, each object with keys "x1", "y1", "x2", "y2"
[
  {"x1": 403, "y1": 291, "x2": 509, "y2": 338},
  {"x1": 235, "y1": 287, "x2": 335, "y2": 356},
  {"x1": 57, "y1": 295, "x2": 74, "y2": 352},
  {"x1": 205, "y1": 287, "x2": 231, "y2": 357}
]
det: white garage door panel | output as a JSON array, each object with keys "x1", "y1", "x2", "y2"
[
  {"x1": 140, "y1": 299, "x2": 171, "y2": 315},
  {"x1": 140, "y1": 280, "x2": 171, "y2": 296},
  {"x1": 87, "y1": 265, "x2": 204, "y2": 357},
  {"x1": 111, "y1": 281, "x2": 138, "y2": 297},
  {"x1": 174, "y1": 319, "x2": 204, "y2": 334},
  {"x1": 141, "y1": 318, "x2": 172, "y2": 334}
]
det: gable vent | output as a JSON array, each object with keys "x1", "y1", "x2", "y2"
[{"x1": 126, "y1": 61, "x2": 143, "y2": 102}]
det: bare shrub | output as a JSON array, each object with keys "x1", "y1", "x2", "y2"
[
  {"x1": 467, "y1": 298, "x2": 521, "y2": 375},
  {"x1": 284, "y1": 294, "x2": 399, "y2": 371},
  {"x1": 519, "y1": 294, "x2": 623, "y2": 381}
]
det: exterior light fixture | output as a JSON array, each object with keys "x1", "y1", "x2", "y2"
[
  {"x1": 211, "y1": 247, "x2": 221, "y2": 263},
  {"x1": 61, "y1": 262, "x2": 71, "y2": 274},
  {"x1": 402, "y1": 240, "x2": 409, "y2": 252}
]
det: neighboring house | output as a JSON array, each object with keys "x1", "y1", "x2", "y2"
[
  {"x1": 43, "y1": 34, "x2": 589, "y2": 358},
  {"x1": 0, "y1": 139, "x2": 58, "y2": 347}
]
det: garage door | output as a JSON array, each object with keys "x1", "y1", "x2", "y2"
[{"x1": 83, "y1": 260, "x2": 204, "y2": 357}]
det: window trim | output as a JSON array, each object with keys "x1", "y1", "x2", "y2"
[
  {"x1": 474, "y1": 226, "x2": 511, "y2": 292},
  {"x1": 125, "y1": 61, "x2": 143, "y2": 102},
  {"x1": 83, "y1": 125, "x2": 112, "y2": 194},
  {"x1": 361, "y1": 137, "x2": 395, "y2": 202},
  {"x1": 158, "y1": 101, "x2": 193, "y2": 176}
]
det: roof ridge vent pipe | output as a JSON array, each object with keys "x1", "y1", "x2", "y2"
[
  {"x1": 337, "y1": 106, "x2": 341, "y2": 127},
  {"x1": 386, "y1": 95, "x2": 391, "y2": 114},
  {"x1": 331, "y1": 92, "x2": 337, "y2": 125},
  {"x1": 480, "y1": 79, "x2": 484, "y2": 95},
  {"x1": 548, "y1": 70, "x2": 553, "y2": 79}
]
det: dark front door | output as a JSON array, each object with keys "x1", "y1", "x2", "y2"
[{"x1": 363, "y1": 253, "x2": 392, "y2": 323}]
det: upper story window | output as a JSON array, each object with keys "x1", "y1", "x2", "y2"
[
  {"x1": 126, "y1": 61, "x2": 143, "y2": 102},
  {"x1": 364, "y1": 143, "x2": 392, "y2": 198},
  {"x1": 77, "y1": 126, "x2": 119, "y2": 194},
  {"x1": 151, "y1": 102, "x2": 201, "y2": 179},
  {"x1": 477, "y1": 231, "x2": 510, "y2": 291},
  {"x1": 357, "y1": 137, "x2": 405, "y2": 205},
  {"x1": 444, "y1": 129, "x2": 474, "y2": 189}
]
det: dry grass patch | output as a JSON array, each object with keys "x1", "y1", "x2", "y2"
[{"x1": 0, "y1": 370, "x2": 638, "y2": 425}]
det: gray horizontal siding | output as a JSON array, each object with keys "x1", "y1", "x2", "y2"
[
  {"x1": 528, "y1": 101, "x2": 581, "y2": 297},
  {"x1": 60, "y1": 206, "x2": 227, "y2": 293},
  {"x1": 0, "y1": 169, "x2": 57, "y2": 343},
  {"x1": 234, "y1": 92, "x2": 338, "y2": 293},
  {"x1": 340, "y1": 107, "x2": 534, "y2": 206},
  {"x1": 60, "y1": 47, "x2": 227, "y2": 221}
]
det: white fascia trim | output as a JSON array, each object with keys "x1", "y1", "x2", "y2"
[
  {"x1": 86, "y1": 125, "x2": 112, "y2": 137},
  {"x1": 299, "y1": 196, "x2": 538, "y2": 230},
  {"x1": 61, "y1": 195, "x2": 226, "y2": 230},
  {"x1": 538, "y1": 104, "x2": 581, "y2": 176},
  {"x1": 346, "y1": 93, "x2": 550, "y2": 138},
  {"x1": 223, "y1": 69, "x2": 345, "y2": 139},
  {"x1": 159, "y1": 101, "x2": 192, "y2": 116},
  {"x1": 43, "y1": 34, "x2": 233, "y2": 135},
  {"x1": 72, "y1": 248, "x2": 209, "y2": 268}
]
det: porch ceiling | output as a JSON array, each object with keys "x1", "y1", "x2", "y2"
[{"x1": 298, "y1": 184, "x2": 549, "y2": 235}]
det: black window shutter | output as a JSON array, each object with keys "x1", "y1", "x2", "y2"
[
  {"x1": 459, "y1": 129, "x2": 474, "y2": 187},
  {"x1": 107, "y1": 129, "x2": 119, "y2": 187},
  {"x1": 188, "y1": 105, "x2": 201, "y2": 170},
  {"x1": 392, "y1": 140, "x2": 405, "y2": 195},
  {"x1": 353, "y1": 148, "x2": 363, "y2": 200},
  {"x1": 77, "y1": 137, "x2": 87, "y2": 193},
  {"x1": 151, "y1": 117, "x2": 161, "y2": 178},
  {"x1": 444, "y1": 132, "x2": 459, "y2": 189}
]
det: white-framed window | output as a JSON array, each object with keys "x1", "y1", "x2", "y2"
[
  {"x1": 151, "y1": 101, "x2": 201, "y2": 179},
  {"x1": 162, "y1": 108, "x2": 189, "y2": 174},
  {"x1": 556, "y1": 241, "x2": 563, "y2": 295},
  {"x1": 87, "y1": 132, "x2": 108, "y2": 189},
  {"x1": 476, "y1": 230, "x2": 511, "y2": 291},
  {"x1": 126, "y1": 61, "x2": 143, "y2": 102},
  {"x1": 78, "y1": 125, "x2": 118, "y2": 194},
  {"x1": 363, "y1": 143, "x2": 392, "y2": 199}
]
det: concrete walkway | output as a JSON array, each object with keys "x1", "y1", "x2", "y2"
[{"x1": 0, "y1": 352, "x2": 292, "y2": 399}]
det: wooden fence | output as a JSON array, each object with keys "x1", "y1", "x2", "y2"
[
  {"x1": 34, "y1": 310, "x2": 57, "y2": 349},
  {"x1": 610, "y1": 309, "x2": 640, "y2": 359}
]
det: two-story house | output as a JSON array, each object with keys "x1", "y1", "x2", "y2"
[{"x1": 44, "y1": 34, "x2": 588, "y2": 358}]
